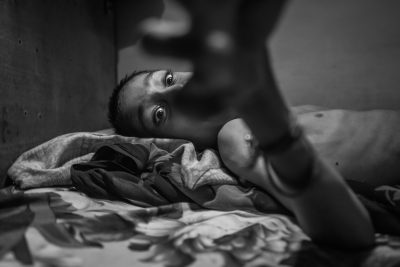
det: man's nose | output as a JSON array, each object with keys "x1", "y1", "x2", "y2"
[
  {"x1": 179, "y1": 72, "x2": 193, "y2": 86},
  {"x1": 160, "y1": 72, "x2": 193, "y2": 102},
  {"x1": 164, "y1": 72, "x2": 192, "y2": 93}
]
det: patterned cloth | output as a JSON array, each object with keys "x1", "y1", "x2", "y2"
[
  {"x1": 70, "y1": 142, "x2": 286, "y2": 214},
  {"x1": 3, "y1": 131, "x2": 400, "y2": 266},
  {"x1": 1, "y1": 187, "x2": 400, "y2": 267},
  {"x1": 0, "y1": 187, "x2": 307, "y2": 267}
]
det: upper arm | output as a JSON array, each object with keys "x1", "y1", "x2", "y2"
[
  {"x1": 217, "y1": 118, "x2": 271, "y2": 190},
  {"x1": 217, "y1": 119, "x2": 255, "y2": 172}
]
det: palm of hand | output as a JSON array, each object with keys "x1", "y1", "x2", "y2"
[{"x1": 142, "y1": 0, "x2": 287, "y2": 119}]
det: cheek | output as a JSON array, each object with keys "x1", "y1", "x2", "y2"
[
  {"x1": 164, "y1": 114, "x2": 199, "y2": 139},
  {"x1": 168, "y1": 115, "x2": 219, "y2": 146},
  {"x1": 170, "y1": 115, "x2": 196, "y2": 135}
]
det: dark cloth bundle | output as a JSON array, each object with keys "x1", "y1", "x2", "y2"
[
  {"x1": 71, "y1": 143, "x2": 287, "y2": 214},
  {"x1": 71, "y1": 142, "x2": 400, "y2": 235}
]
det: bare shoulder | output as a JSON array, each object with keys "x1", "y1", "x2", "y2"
[
  {"x1": 216, "y1": 108, "x2": 329, "y2": 171},
  {"x1": 217, "y1": 118, "x2": 256, "y2": 172}
]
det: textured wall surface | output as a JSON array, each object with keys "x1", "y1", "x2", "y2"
[
  {"x1": 118, "y1": 0, "x2": 400, "y2": 110},
  {"x1": 0, "y1": 0, "x2": 115, "y2": 181}
]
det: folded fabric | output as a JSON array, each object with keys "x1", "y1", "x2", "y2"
[
  {"x1": 8, "y1": 131, "x2": 400, "y2": 235},
  {"x1": 7, "y1": 131, "x2": 187, "y2": 189},
  {"x1": 71, "y1": 142, "x2": 400, "y2": 236},
  {"x1": 0, "y1": 186, "x2": 310, "y2": 267},
  {"x1": 71, "y1": 142, "x2": 289, "y2": 214}
]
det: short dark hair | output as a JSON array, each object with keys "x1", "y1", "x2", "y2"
[{"x1": 108, "y1": 70, "x2": 151, "y2": 135}]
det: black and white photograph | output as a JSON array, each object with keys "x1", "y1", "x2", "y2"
[{"x1": 1, "y1": 0, "x2": 400, "y2": 266}]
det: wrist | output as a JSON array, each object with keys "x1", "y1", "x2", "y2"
[
  {"x1": 266, "y1": 134, "x2": 317, "y2": 196},
  {"x1": 258, "y1": 118, "x2": 303, "y2": 155}
]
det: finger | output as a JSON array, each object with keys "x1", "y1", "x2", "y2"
[
  {"x1": 174, "y1": 0, "x2": 241, "y2": 34},
  {"x1": 140, "y1": 19, "x2": 198, "y2": 58},
  {"x1": 237, "y1": 0, "x2": 289, "y2": 44},
  {"x1": 141, "y1": 33, "x2": 199, "y2": 59},
  {"x1": 140, "y1": 19, "x2": 188, "y2": 38}
]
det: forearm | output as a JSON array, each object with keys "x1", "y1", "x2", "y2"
[
  {"x1": 224, "y1": 123, "x2": 375, "y2": 248},
  {"x1": 234, "y1": 49, "x2": 374, "y2": 249},
  {"x1": 264, "y1": 138, "x2": 374, "y2": 248},
  {"x1": 236, "y1": 48, "x2": 292, "y2": 144}
]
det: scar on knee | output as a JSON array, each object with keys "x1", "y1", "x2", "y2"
[{"x1": 315, "y1": 113, "x2": 324, "y2": 118}]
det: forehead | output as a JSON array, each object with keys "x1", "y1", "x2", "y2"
[
  {"x1": 121, "y1": 72, "x2": 148, "y2": 106},
  {"x1": 120, "y1": 70, "x2": 165, "y2": 104},
  {"x1": 118, "y1": 72, "x2": 148, "y2": 135}
]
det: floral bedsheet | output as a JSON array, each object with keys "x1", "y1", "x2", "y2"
[
  {"x1": 1, "y1": 186, "x2": 400, "y2": 267},
  {"x1": 2, "y1": 131, "x2": 400, "y2": 266}
]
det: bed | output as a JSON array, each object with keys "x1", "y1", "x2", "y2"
[{"x1": 2, "y1": 131, "x2": 400, "y2": 267}]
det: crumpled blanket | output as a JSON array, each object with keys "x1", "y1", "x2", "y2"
[
  {"x1": 69, "y1": 140, "x2": 400, "y2": 235},
  {"x1": 7, "y1": 131, "x2": 400, "y2": 231},
  {"x1": 7, "y1": 131, "x2": 286, "y2": 214},
  {"x1": 0, "y1": 186, "x2": 308, "y2": 267},
  {"x1": 7, "y1": 131, "x2": 187, "y2": 189},
  {"x1": 5, "y1": 131, "x2": 400, "y2": 266},
  {"x1": 70, "y1": 142, "x2": 287, "y2": 214},
  {"x1": 1, "y1": 186, "x2": 400, "y2": 267}
]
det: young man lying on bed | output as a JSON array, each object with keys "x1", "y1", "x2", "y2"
[
  {"x1": 105, "y1": 0, "x2": 400, "y2": 249},
  {"x1": 107, "y1": 67, "x2": 400, "y2": 248},
  {"x1": 108, "y1": 70, "x2": 400, "y2": 188}
]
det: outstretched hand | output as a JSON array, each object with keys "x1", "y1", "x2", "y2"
[
  {"x1": 140, "y1": 0, "x2": 288, "y2": 120},
  {"x1": 140, "y1": 1, "x2": 376, "y2": 248}
]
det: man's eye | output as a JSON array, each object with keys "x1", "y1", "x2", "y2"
[
  {"x1": 152, "y1": 106, "x2": 167, "y2": 126},
  {"x1": 165, "y1": 72, "x2": 174, "y2": 87}
]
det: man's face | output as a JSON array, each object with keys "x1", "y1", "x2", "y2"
[{"x1": 118, "y1": 70, "x2": 235, "y2": 148}]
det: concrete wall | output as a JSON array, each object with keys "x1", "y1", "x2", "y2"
[
  {"x1": 117, "y1": 0, "x2": 400, "y2": 110},
  {"x1": 0, "y1": 0, "x2": 115, "y2": 181}
]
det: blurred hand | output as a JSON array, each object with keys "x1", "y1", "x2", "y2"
[{"x1": 140, "y1": 0, "x2": 288, "y2": 118}]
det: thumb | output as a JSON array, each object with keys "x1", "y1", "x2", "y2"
[{"x1": 140, "y1": 19, "x2": 198, "y2": 58}]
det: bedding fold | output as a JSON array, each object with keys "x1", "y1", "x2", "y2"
[
  {"x1": 70, "y1": 142, "x2": 288, "y2": 214},
  {"x1": 4, "y1": 132, "x2": 400, "y2": 266}
]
